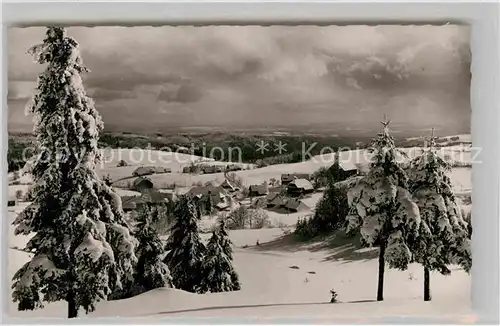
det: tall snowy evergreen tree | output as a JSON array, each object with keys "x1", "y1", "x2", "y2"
[
  {"x1": 133, "y1": 205, "x2": 173, "y2": 294},
  {"x1": 346, "y1": 117, "x2": 420, "y2": 301},
  {"x1": 200, "y1": 228, "x2": 241, "y2": 293},
  {"x1": 408, "y1": 129, "x2": 471, "y2": 301},
  {"x1": 217, "y1": 220, "x2": 233, "y2": 259},
  {"x1": 217, "y1": 220, "x2": 241, "y2": 290},
  {"x1": 11, "y1": 27, "x2": 138, "y2": 318},
  {"x1": 164, "y1": 196, "x2": 206, "y2": 293}
]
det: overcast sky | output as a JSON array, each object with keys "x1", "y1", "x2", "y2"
[{"x1": 8, "y1": 25, "x2": 471, "y2": 134}]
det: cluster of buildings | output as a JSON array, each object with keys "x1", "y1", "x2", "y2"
[
  {"x1": 119, "y1": 172, "x2": 316, "y2": 216},
  {"x1": 182, "y1": 163, "x2": 243, "y2": 174},
  {"x1": 118, "y1": 154, "x2": 370, "y2": 216}
]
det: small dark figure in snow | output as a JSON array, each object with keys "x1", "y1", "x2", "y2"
[
  {"x1": 256, "y1": 240, "x2": 260, "y2": 246},
  {"x1": 330, "y1": 289, "x2": 338, "y2": 303}
]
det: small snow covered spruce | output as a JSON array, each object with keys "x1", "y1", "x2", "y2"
[
  {"x1": 122, "y1": 205, "x2": 173, "y2": 298},
  {"x1": 407, "y1": 130, "x2": 471, "y2": 301},
  {"x1": 200, "y1": 220, "x2": 241, "y2": 293},
  {"x1": 164, "y1": 196, "x2": 206, "y2": 293},
  {"x1": 11, "y1": 27, "x2": 138, "y2": 318},
  {"x1": 346, "y1": 117, "x2": 420, "y2": 301}
]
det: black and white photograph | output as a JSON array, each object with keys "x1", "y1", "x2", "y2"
[{"x1": 6, "y1": 25, "x2": 473, "y2": 320}]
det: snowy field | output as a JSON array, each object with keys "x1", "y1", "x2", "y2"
[
  {"x1": 104, "y1": 145, "x2": 472, "y2": 189},
  {"x1": 7, "y1": 202, "x2": 472, "y2": 321},
  {"x1": 10, "y1": 145, "x2": 472, "y2": 191}
]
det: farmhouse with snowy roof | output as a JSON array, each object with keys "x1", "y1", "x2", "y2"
[
  {"x1": 187, "y1": 185, "x2": 229, "y2": 213},
  {"x1": 287, "y1": 178, "x2": 314, "y2": 196},
  {"x1": 132, "y1": 166, "x2": 171, "y2": 177},
  {"x1": 220, "y1": 179, "x2": 240, "y2": 192},
  {"x1": 248, "y1": 184, "x2": 269, "y2": 197},
  {"x1": 281, "y1": 173, "x2": 311, "y2": 185},
  {"x1": 132, "y1": 177, "x2": 154, "y2": 192},
  {"x1": 121, "y1": 190, "x2": 171, "y2": 212}
]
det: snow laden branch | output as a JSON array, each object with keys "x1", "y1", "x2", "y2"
[{"x1": 11, "y1": 27, "x2": 137, "y2": 318}]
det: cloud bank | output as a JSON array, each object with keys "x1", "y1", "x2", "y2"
[{"x1": 8, "y1": 25, "x2": 471, "y2": 134}]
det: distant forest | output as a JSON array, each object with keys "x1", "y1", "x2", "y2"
[{"x1": 7, "y1": 131, "x2": 439, "y2": 173}]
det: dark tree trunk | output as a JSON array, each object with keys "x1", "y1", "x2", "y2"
[
  {"x1": 424, "y1": 267, "x2": 431, "y2": 301},
  {"x1": 377, "y1": 241, "x2": 386, "y2": 301},
  {"x1": 67, "y1": 292, "x2": 78, "y2": 319}
]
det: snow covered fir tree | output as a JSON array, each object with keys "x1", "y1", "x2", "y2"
[
  {"x1": 11, "y1": 27, "x2": 138, "y2": 318},
  {"x1": 119, "y1": 205, "x2": 173, "y2": 299},
  {"x1": 164, "y1": 196, "x2": 206, "y2": 293},
  {"x1": 408, "y1": 129, "x2": 471, "y2": 301},
  {"x1": 200, "y1": 225, "x2": 241, "y2": 293},
  {"x1": 346, "y1": 116, "x2": 421, "y2": 301}
]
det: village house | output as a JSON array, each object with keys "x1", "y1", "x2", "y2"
[
  {"x1": 203, "y1": 165, "x2": 224, "y2": 174},
  {"x1": 158, "y1": 190, "x2": 178, "y2": 203},
  {"x1": 338, "y1": 161, "x2": 370, "y2": 177},
  {"x1": 265, "y1": 194, "x2": 309, "y2": 213},
  {"x1": 186, "y1": 186, "x2": 228, "y2": 212},
  {"x1": 265, "y1": 192, "x2": 280, "y2": 207},
  {"x1": 121, "y1": 196, "x2": 145, "y2": 212},
  {"x1": 133, "y1": 166, "x2": 171, "y2": 177},
  {"x1": 121, "y1": 190, "x2": 171, "y2": 212},
  {"x1": 220, "y1": 179, "x2": 240, "y2": 192},
  {"x1": 251, "y1": 197, "x2": 267, "y2": 209},
  {"x1": 281, "y1": 173, "x2": 311, "y2": 185},
  {"x1": 248, "y1": 184, "x2": 269, "y2": 197},
  {"x1": 225, "y1": 164, "x2": 243, "y2": 172},
  {"x1": 267, "y1": 193, "x2": 287, "y2": 208},
  {"x1": 268, "y1": 186, "x2": 284, "y2": 193},
  {"x1": 132, "y1": 177, "x2": 154, "y2": 192},
  {"x1": 287, "y1": 178, "x2": 314, "y2": 196},
  {"x1": 284, "y1": 198, "x2": 310, "y2": 213},
  {"x1": 183, "y1": 164, "x2": 203, "y2": 174}
]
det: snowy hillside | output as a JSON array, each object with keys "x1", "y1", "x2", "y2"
[
  {"x1": 103, "y1": 145, "x2": 472, "y2": 190},
  {"x1": 7, "y1": 204, "x2": 471, "y2": 320}
]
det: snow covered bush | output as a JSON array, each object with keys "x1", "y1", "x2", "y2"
[
  {"x1": 224, "y1": 206, "x2": 269, "y2": 230},
  {"x1": 407, "y1": 132, "x2": 471, "y2": 301},
  {"x1": 346, "y1": 118, "x2": 420, "y2": 301},
  {"x1": 164, "y1": 196, "x2": 206, "y2": 293},
  {"x1": 250, "y1": 209, "x2": 270, "y2": 229},
  {"x1": 11, "y1": 27, "x2": 138, "y2": 318}
]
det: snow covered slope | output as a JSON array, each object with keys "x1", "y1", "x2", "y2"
[{"x1": 7, "y1": 206, "x2": 471, "y2": 320}]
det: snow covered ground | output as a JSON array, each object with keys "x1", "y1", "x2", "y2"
[
  {"x1": 7, "y1": 203, "x2": 472, "y2": 321},
  {"x1": 11, "y1": 144, "x2": 472, "y2": 190},
  {"x1": 6, "y1": 142, "x2": 472, "y2": 321},
  {"x1": 104, "y1": 145, "x2": 472, "y2": 189}
]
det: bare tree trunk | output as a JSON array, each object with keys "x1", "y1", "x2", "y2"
[
  {"x1": 67, "y1": 292, "x2": 78, "y2": 318},
  {"x1": 377, "y1": 241, "x2": 386, "y2": 301},
  {"x1": 424, "y1": 266, "x2": 431, "y2": 301}
]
